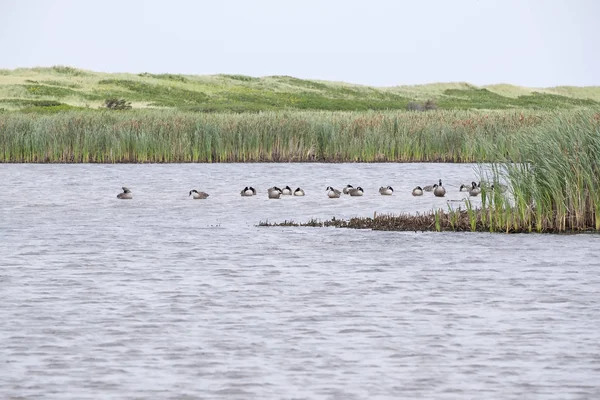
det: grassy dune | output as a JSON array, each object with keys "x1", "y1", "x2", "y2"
[{"x1": 0, "y1": 66, "x2": 599, "y2": 112}]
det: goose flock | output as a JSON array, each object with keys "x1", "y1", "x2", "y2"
[{"x1": 116, "y1": 180, "x2": 506, "y2": 200}]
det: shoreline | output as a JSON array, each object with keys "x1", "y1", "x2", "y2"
[
  {"x1": 0, "y1": 160, "x2": 488, "y2": 164},
  {"x1": 258, "y1": 209, "x2": 600, "y2": 234}
]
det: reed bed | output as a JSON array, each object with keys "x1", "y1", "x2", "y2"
[
  {"x1": 258, "y1": 108, "x2": 600, "y2": 233},
  {"x1": 3, "y1": 108, "x2": 599, "y2": 232},
  {"x1": 0, "y1": 109, "x2": 557, "y2": 163},
  {"x1": 484, "y1": 110, "x2": 600, "y2": 232}
]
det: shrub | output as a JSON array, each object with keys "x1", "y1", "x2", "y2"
[
  {"x1": 423, "y1": 99, "x2": 439, "y2": 111},
  {"x1": 104, "y1": 98, "x2": 132, "y2": 110},
  {"x1": 406, "y1": 100, "x2": 438, "y2": 111},
  {"x1": 406, "y1": 102, "x2": 422, "y2": 111}
]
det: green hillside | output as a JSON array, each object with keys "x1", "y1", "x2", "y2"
[{"x1": 0, "y1": 66, "x2": 599, "y2": 113}]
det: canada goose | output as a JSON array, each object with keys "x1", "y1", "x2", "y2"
[
  {"x1": 240, "y1": 186, "x2": 256, "y2": 196},
  {"x1": 326, "y1": 186, "x2": 341, "y2": 198},
  {"x1": 491, "y1": 183, "x2": 508, "y2": 193},
  {"x1": 189, "y1": 189, "x2": 209, "y2": 199},
  {"x1": 281, "y1": 186, "x2": 292, "y2": 195},
  {"x1": 433, "y1": 179, "x2": 446, "y2": 197},
  {"x1": 423, "y1": 183, "x2": 436, "y2": 192},
  {"x1": 117, "y1": 187, "x2": 132, "y2": 199},
  {"x1": 412, "y1": 186, "x2": 424, "y2": 196},
  {"x1": 469, "y1": 182, "x2": 481, "y2": 197},
  {"x1": 268, "y1": 186, "x2": 283, "y2": 199},
  {"x1": 294, "y1": 187, "x2": 305, "y2": 196},
  {"x1": 349, "y1": 186, "x2": 364, "y2": 196},
  {"x1": 379, "y1": 186, "x2": 394, "y2": 195},
  {"x1": 342, "y1": 184, "x2": 354, "y2": 194},
  {"x1": 459, "y1": 184, "x2": 471, "y2": 192}
]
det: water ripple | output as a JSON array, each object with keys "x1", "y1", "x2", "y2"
[{"x1": 1, "y1": 164, "x2": 599, "y2": 399}]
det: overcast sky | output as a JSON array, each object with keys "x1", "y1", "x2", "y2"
[{"x1": 1, "y1": 0, "x2": 598, "y2": 87}]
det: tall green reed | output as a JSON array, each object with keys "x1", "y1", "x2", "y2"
[
  {"x1": 0, "y1": 109, "x2": 561, "y2": 163},
  {"x1": 484, "y1": 110, "x2": 600, "y2": 232}
]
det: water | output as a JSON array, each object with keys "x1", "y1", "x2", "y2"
[{"x1": 1, "y1": 163, "x2": 599, "y2": 400}]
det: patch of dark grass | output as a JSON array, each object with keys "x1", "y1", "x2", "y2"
[
  {"x1": 0, "y1": 99, "x2": 84, "y2": 113},
  {"x1": 517, "y1": 92, "x2": 597, "y2": 108},
  {"x1": 220, "y1": 74, "x2": 260, "y2": 82},
  {"x1": 138, "y1": 72, "x2": 189, "y2": 82},
  {"x1": 439, "y1": 88, "x2": 513, "y2": 109},
  {"x1": 219, "y1": 88, "x2": 411, "y2": 111},
  {"x1": 24, "y1": 84, "x2": 79, "y2": 98},
  {"x1": 50, "y1": 65, "x2": 88, "y2": 76},
  {"x1": 0, "y1": 99, "x2": 64, "y2": 107},
  {"x1": 439, "y1": 88, "x2": 598, "y2": 110},
  {"x1": 271, "y1": 76, "x2": 329, "y2": 90},
  {"x1": 41, "y1": 80, "x2": 82, "y2": 88},
  {"x1": 97, "y1": 79, "x2": 208, "y2": 106},
  {"x1": 20, "y1": 104, "x2": 84, "y2": 113}
]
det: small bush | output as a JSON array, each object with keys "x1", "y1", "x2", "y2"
[
  {"x1": 406, "y1": 102, "x2": 422, "y2": 111},
  {"x1": 406, "y1": 100, "x2": 438, "y2": 111},
  {"x1": 104, "y1": 98, "x2": 132, "y2": 110},
  {"x1": 423, "y1": 99, "x2": 439, "y2": 111}
]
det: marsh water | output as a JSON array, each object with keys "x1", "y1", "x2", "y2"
[{"x1": 1, "y1": 163, "x2": 599, "y2": 400}]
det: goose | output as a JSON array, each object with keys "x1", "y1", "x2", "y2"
[
  {"x1": 459, "y1": 183, "x2": 471, "y2": 192},
  {"x1": 491, "y1": 183, "x2": 508, "y2": 193},
  {"x1": 326, "y1": 186, "x2": 341, "y2": 198},
  {"x1": 379, "y1": 186, "x2": 394, "y2": 195},
  {"x1": 412, "y1": 186, "x2": 424, "y2": 196},
  {"x1": 348, "y1": 186, "x2": 364, "y2": 196},
  {"x1": 117, "y1": 187, "x2": 132, "y2": 199},
  {"x1": 423, "y1": 183, "x2": 436, "y2": 192},
  {"x1": 342, "y1": 184, "x2": 354, "y2": 194},
  {"x1": 469, "y1": 182, "x2": 481, "y2": 197},
  {"x1": 293, "y1": 187, "x2": 305, "y2": 196},
  {"x1": 433, "y1": 179, "x2": 446, "y2": 197},
  {"x1": 281, "y1": 185, "x2": 292, "y2": 195},
  {"x1": 240, "y1": 186, "x2": 256, "y2": 196},
  {"x1": 189, "y1": 189, "x2": 209, "y2": 199},
  {"x1": 268, "y1": 186, "x2": 283, "y2": 199}
]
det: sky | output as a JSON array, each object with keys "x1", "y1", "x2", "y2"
[{"x1": 0, "y1": 0, "x2": 598, "y2": 87}]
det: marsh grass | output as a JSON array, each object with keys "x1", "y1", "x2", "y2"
[
  {"x1": 259, "y1": 110, "x2": 600, "y2": 233},
  {"x1": 0, "y1": 109, "x2": 570, "y2": 163},
  {"x1": 486, "y1": 111, "x2": 600, "y2": 232}
]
